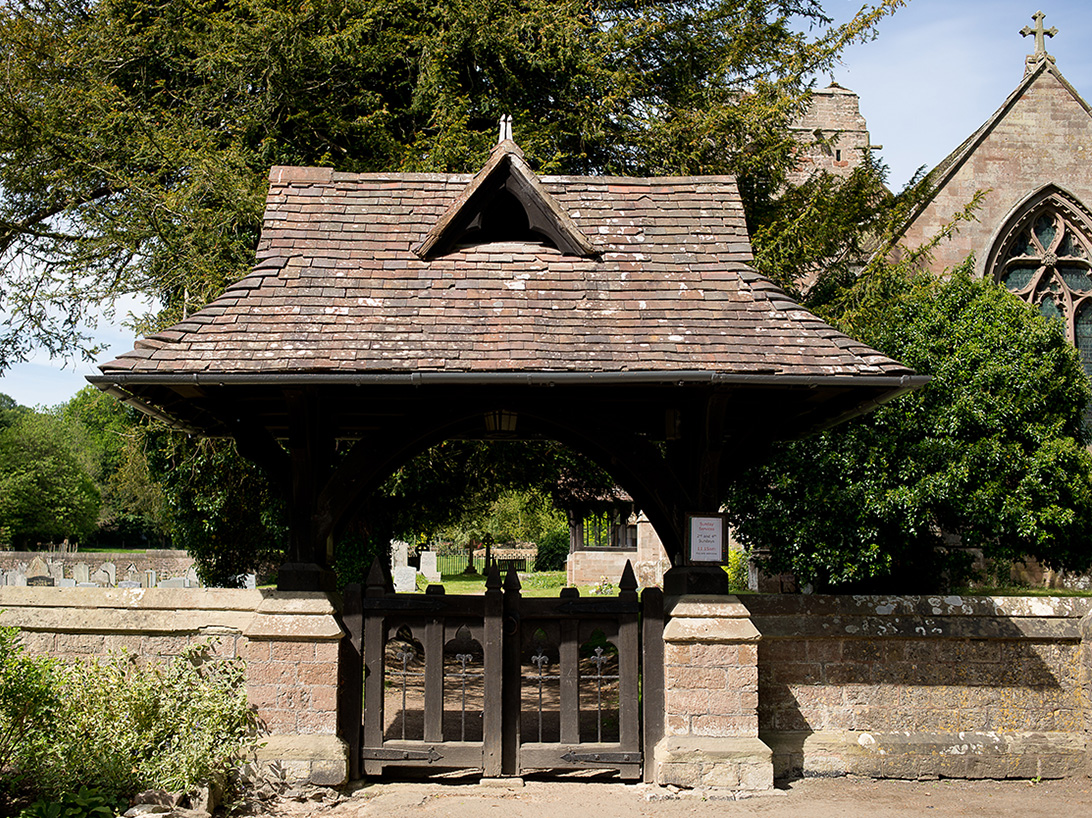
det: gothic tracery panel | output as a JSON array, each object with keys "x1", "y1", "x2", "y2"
[{"x1": 991, "y1": 191, "x2": 1092, "y2": 378}]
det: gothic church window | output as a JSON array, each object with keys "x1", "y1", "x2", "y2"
[{"x1": 993, "y1": 201, "x2": 1092, "y2": 377}]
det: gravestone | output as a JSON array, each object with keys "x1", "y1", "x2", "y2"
[
  {"x1": 77, "y1": 582, "x2": 98, "y2": 588},
  {"x1": 419, "y1": 551, "x2": 441, "y2": 583},
  {"x1": 126, "y1": 563, "x2": 139, "y2": 582},
  {"x1": 12, "y1": 573, "x2": 27, "y2": 587},
  {"x1": 27, "y1": 575, "x2": 54, "y2": 587},
  {"x1": 393, "y1": 565, "x2": 418, "y2": 593},
  {"x1": 244, "y1": 573, "x2": 257, "y2": 590},
  {"x1": 391, "y1": 540, "x2": 409, "y2": 569},
  {"x1": 48, "y1": 562, "x2": 64, "y2": 582},
  {"x1": 56, "y1": 578, "x2": 76, "y2": 588},
  {"x1": 185, "y1": 566, "x2": 200, "y2": 587},
  {"x1": 143, "y1": 569, "x2": 157, "y2": 588},
  {"x1": 27, "y1": 555, "x2": 50, "y2": 581},
  {"x1": 159, "y1": 577, "x2": 186, "y2": 588},
  {"x1": 91, "y1": 568, "x2": 111, "y2": 587},
  {"x1": 100, "y1": 562, "x2": 117, "y2": 586},
  {"x1": 73, "y1": 563, "x2": 90, "y2": 584},
  {"x1": 118, "y1": 580, "x2": 142, "y2": 589}
]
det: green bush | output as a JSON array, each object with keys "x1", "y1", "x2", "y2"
[
  {"x1": 534, "y1": 528, "x2": 569, "y2": 572},
  {"x1": 725, "y1": 548, "x2": 749, "y2": 592},
  {"x1": 0, "y1": 626, "x2": 62, "y2": 797},
  {"x1": 18, "y1": 786, "x2": 124, "y2": 818},
  {"x1": 2, "y1": 632, "x2": 257, "y2": 804}
]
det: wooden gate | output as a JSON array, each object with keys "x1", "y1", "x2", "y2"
[{"x1": 339, "y1": 560, "x2": 664, "y2": 781}]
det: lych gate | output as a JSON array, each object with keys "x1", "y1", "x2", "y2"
[
  {"x1": 89, "y1": 133, "x2": 922, "y2": 780},
  {"x1": 341, "y1": 560, "x2": 663, "y2": 781}
]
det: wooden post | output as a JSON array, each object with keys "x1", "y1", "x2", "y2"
[
  {"x1": 641, "y1": 585, "x2": 665, "y2": 783},
  {"x1": 501, "y1": 566, "x2": 522, "y2": 775},
  {"x1": 482, "y1": 563, "x2": 504, "y2": 776},
  {"x1": 423, "y1": 587, "x2": 445, "y2": 743},
  {"x1": 362, "y1": 560, "x2": 387, "y2": 776},
  {"x1": 339, "y1": 582, "x2": 364, "y2": 780},
  {"x1": 617, "y1": 562, "x2": 640, "y2": 765}
]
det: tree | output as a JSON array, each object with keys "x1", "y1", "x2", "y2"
[
  {"x1": 145, "y1": 433, "x2": 287, "y2": 586},
  {"x1": 726, "y1": 260, "x2": 1092, "y2": 592},
  {"x1": 0, "y1": 0, "x2": 904, "y2": 366},
  {"x1": 63, "y1": 387, "x2": 170, "y2": 547},
  {"x1": 0, "y1": 406, "x2": 101, "y2": 547}
]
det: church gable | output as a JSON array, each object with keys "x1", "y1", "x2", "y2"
[{"x1": 897, "y1": 42, "x2": 1092, "y2": 277}]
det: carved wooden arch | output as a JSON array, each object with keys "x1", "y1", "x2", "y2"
[{"x1": 285, "y1": 391, "x2": 708, "y2": 575}]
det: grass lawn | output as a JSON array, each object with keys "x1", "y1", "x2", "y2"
[{"x1": 420, "y1": 571, "x2": 603, "y2": 597}]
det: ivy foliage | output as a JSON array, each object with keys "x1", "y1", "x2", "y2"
[{"x1": 726, "y1": 260, "x2": 1092, "y2": 591}]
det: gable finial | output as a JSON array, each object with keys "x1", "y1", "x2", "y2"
[
  {"x1": 1021, "y1": 10, "x2": 1057, "y2": 62},
  {"x1": 497, "y1": 114, "x2": 513, "y2": 144}
]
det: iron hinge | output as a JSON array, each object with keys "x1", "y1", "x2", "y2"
[
  {"x1": 362, "y1": 746, "x2": 443, "y2": 763},
  {"x1": 560, "y1": 750, "x2": 640, "y2": 764}
]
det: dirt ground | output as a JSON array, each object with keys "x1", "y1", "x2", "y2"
[{"x1": 249, "y1": 775, "x2": 1092, "y2": 818}]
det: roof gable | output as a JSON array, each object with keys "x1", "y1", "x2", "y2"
[{"x1": 414, "y1": 139, "x2": 596, "y2": 260}]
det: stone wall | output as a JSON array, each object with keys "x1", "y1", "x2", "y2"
[
  {"x1": 0, "y1": 549, "x2": 196, "y2": 582},
  {"x1": 0, "y1": 586, "x2": 347, "y2": 787},
  {"x1": 6, "y1": 586, "x2": 1090, "y2": 791},
  {"x1": 738, "y1": 594, "x2": 1092, "y2": 780}
]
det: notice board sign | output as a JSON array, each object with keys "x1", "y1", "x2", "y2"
[{"x1": 687, "y1": 515, "x2": 726, "y2": 563}]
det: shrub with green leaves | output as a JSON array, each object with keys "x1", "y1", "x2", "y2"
[
  {"x1": 43, "y1": 642, "x2": 257, "y2": 800},
  {"x1": 2, "y1": 633, "x2": 257, "y2": 804},
  {"x1": 18, "y1": 786, "x2": 125, "y2": 818},
  {"x1": 0, "y1": 626, "x2": 62, "y2": 796},
  {"x1": 728, "y1": 264, "x2": 1092, "y2": 591}
]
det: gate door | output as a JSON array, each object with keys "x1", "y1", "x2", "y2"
[{"x1": 340, "y1": 560, "x2": 664, "y2": 781}]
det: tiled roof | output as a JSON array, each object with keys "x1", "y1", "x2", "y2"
[{"x1": 98, "y1": 153, "x2": 911, "y2": 381}]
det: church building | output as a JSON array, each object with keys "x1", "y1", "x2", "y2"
[
  {"x1": 894, "y1": 11, "x2": 1092, "y2": 375},
  {"x1": 797, "y1": 13, "x2": 1092, "y2": 379}
]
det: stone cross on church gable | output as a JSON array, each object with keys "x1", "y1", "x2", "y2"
[{"x1": 1021, "y1": 10, "x2": 1057, "y2": 58}]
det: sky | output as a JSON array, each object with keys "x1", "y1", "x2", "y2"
[{"x1": 2, "y1": 0, "x2": 1092, "y2": 409}]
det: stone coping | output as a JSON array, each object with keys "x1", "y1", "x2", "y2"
[
  {"x1": 739, "y1": 594, "x2": 1091, "y2": 640},
  {"x1": 0, "y1": 588, "x2": 343, "y2": 639},
  {"x1": 738, "y1": 594, "x2": 1092, "y2": 618}
]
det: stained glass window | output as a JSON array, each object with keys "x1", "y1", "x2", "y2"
[{"x1": 994, "y1": 206, "x2": 1092, "y2": 378}]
